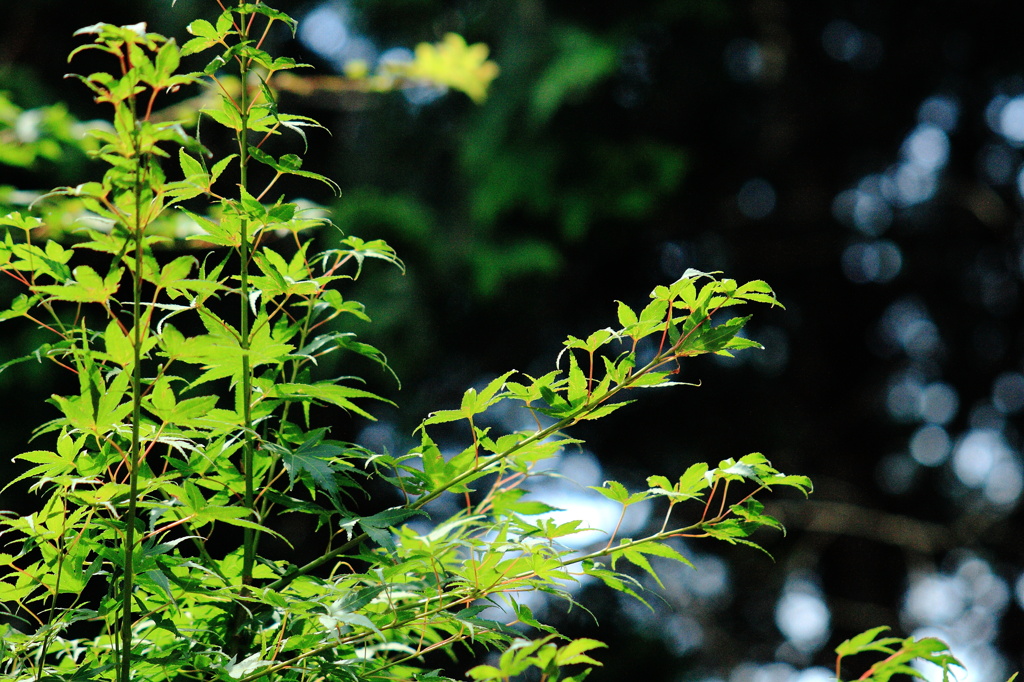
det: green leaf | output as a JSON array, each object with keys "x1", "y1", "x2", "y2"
[
  {"x1": 688, "y1": 315, "x2": 751, "y2": 354},
  {"x1": 677, "y1": 462, "x2": 710, "y2": 498},
  {"x1": 450, "y1": 369, "x2": 517, "y2": 420},
  {"x1": 421, "y1": 408, "x2": 465, "y2": 428},
  {"x1": 272, "y1": 381, "x2": 389, "y2": 421},
  {"x1": 835, "y1": 626, "x2": 901, "y2": 657},
  {"x1": 585, "y1": 328, "x2": 615, "y2": 350},
  {"x1": 646, "y1": 474, "x2": 672, "y2": 491},
  {"x1": 491, "y1": 489, "x2": 560, "y2": 517},
  {"x1": 201, "y1": 101, "x2": 245, "y2": 132},
  {"x1": 32, "y1": 265, "x2": 122, "y2": 303},
  {"x1": 583, "y1": 561, "x2": 650, "y2": 607},
  {"x1": 616, "y1": 300, "x2": 638, "y2": 330},
  {"x1": 153, "y1": 40, "x2": 181, "y2": 83},
  {"x1": 248, "y1": 145, "x2": 341, "y2": 195},
  {"x1": 729, "y1": 498, "x2": 783, "y2": 532},
  {"x1": 466, "y1": 665, "x2": 504, "y2": 681},
  {"x1": 178, "y1": 147, "x2": 207, "y2": 181},
  {"x1": 590, "y1": 480, "x2": 629, "y2": 503},
  {"x1": 764, "y1": 473, "x2": 814, "y2": 496},
  {"x1": 179, "y1": 310, "x2": 294, "y2": 386},
  {"x1": 566, "y1": 351, "x2": 587, "y2": 405},
  {"x1": 574, "y1": 400, "x2": 633, "y2": 421},
  {"x1": 555, "y1": 638, "x2": 607, "y2": 667},
  {"x1": 237, "y1": 2, "x2": 299, "y2": 32},
  {"x1": 103, "y1": 320, "x2": 134, "y2": 368},
  {"x1": 4, "y1": 450, "x2": 74, "y2": 492},
  {"x1": 281, "y1": 428, "x2": 345, "y2": 499},
  {"x1": 49, "y1": 366, "x2": 132, "y2": 437},
  {"x1": 626, "y1": 371, "x2": 678, "y2": 389},
  {"x1": 477, "y1": 369, "x2": 516, "y2": 408},
  {"x1": 355, "y1": 507, "x2": 421, "y2": 553},
  {"x1": 185, "y1": 18, "x2": 216, "y2": 39},
  {"x1": 735, "y1": 279, "x2": 783, "y2": 307},
  {"x1": 700, "y1": 520, "x2": 772, "y2": 555},
  {"x1": 319, "y1": 599, "x2": 380, "y2": 635}
]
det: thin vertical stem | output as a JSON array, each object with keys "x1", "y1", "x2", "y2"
[
  {"x1": 236, "y1": 30, "x2": 256, "y2": 590},
  {"x1": 119, "y1": 103, "x2": 146, "y2": 682}
]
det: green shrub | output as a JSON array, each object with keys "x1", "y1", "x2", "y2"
[{"x1": 0, "y1": 5, "x2": 977, "y2": 682}]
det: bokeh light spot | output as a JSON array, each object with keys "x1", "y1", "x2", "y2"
[
  {"x1": 910, "y1": 424, "x2": 951, "y2": 466},
  {"x1": 904, "y1": 557, "x2": 1011, "y2": 682},
  {"x1": 298, "y1": 2, "x2": 377, "y2": 70},
  {"x1": 879, "y1": 299, "x2": 942, "y2": 359},
  {"x1": 731, "y1": 662, "x2": 795, "y2": 682},
  {"x1": 796, "y1": 669, "x2": 836, "y2": 682},
  {"x1": 1012, "y1": 571, "x2": 1024, "y2": 611},
  {"x1": 751, "y1": 325, "x2": 790, "y2": 376},
  {"x1": 529, "y1": 451, "x2": 652, "y2": 549},
  {"x1": 559, "y1": 452, "x2": 602, "y2": 487},
  {"x1": 775, "y1": 575, "x2": 831, "y2": 653},
  {"x1": 724, "y1": 39, "x2": 765, "y2": 82},
  {"x1": 905, "y1": 573, "x2": 965, "y2": 625},
  {"x1": 841, "y1": 240, "x2": 902, "y2": 283},
  {"x1": 920, "y1": 383, "x2": 959, "y2": 424},
  {"x1": 970, "y1": 402, "x2": 1006, "y2": 431},
  {"x1": 887, "y1": 373, "x2": 925, "y2": 422},
  {"x1": 299, "y1": 3, "x2": 351, "y2": 61},
  {"x1": 984, "y1": 458, "x2": 1023, "y2": 505},
  {"x1": 918, "y1": 95, "x2": 959, "y2": 132},
  {"x1": 893, "y1": 163, "x2": 939, "y2": 206},
  {"x1": 662, "y1": 614, "x2": 704, "y2": 656},
  {"x1": 952, "y1": 429, "x2": 1023, "y2": 506},
  {"x1": 902, "y1": 124, "x2": 950, "y2": 172},
  {"x1": 979, "y1": 144, "x2": 1016, "y2": 185},
  {"x1": 832, "y1": 187, "x2": 892, "y2": 235},
  {"x1": 877, "y1": 453, "x2": 918, "y2": 494},
  {"x1": 992, "y1": 372, "x2": 1024, "y2": 414},
  {"x1": 953, "y1": 429, "x2": 1001, "y2": 487},
  {"x1": 997, "y1": 96, "x2": 1024, "y2": 145},
  {"x1": 379, "y1": 46, "x2": 414, "y2": 68},
  {"x1": 737, "y1": 178, "x2": 777, "y2": 219},
  {"x1": 1014, "y1": 164, "x2": 1024, "y2": 202},
  {"x1": 687, "y1": 552, "x2": 730, "y2": 598},
  {"x1": 822, "y1": 20, "x2": 883, "y2": 68}
]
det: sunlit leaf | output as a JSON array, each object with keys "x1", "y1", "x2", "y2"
[{"x1": 281, "y1": 428, "x2": 345, "y2": 499}]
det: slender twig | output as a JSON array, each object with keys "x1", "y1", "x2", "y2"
[{"x1": 118, "y1": 52, "x2": 148, "y2": 682}]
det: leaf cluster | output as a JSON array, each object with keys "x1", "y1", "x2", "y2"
[{"x1": 834, "y1": 627, "x2": 982, "y2": 682}]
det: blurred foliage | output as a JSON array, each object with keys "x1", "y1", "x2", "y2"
[
  {"x1": 288, "y1": 1, "x2": 697, "y2": 383},
  {"x1": 0, "y1": 94, "x2": 104, "y2": 242},
  {"x1": 0, "y1": 95, "x2": 91, "y2": 170}
]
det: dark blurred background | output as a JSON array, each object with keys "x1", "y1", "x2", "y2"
[{"x1": 2, "y1": 1, "x2": 1024, "y2": 681}]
